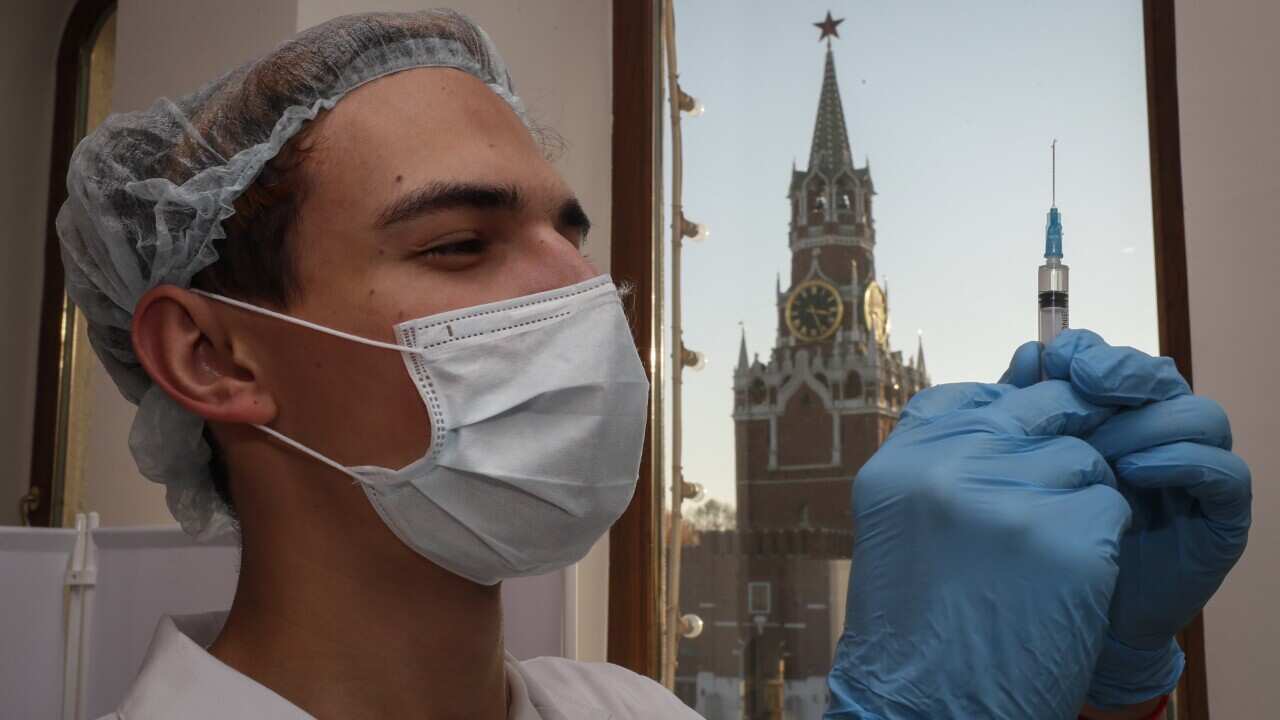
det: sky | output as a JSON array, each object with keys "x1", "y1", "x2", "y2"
[{"x1": 664, "y1": 0, "x2": 1159, "y2": 508}]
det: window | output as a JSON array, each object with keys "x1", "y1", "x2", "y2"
[
  {"x1": 845, "y1": 371, "x2": 863, "y2": 400},
  {"x1": 747, "y1": 582, "x2": 771, "y2": 615},
  {"x1": 640, "y1": 3, "x2": 1197, "y2": 718}
]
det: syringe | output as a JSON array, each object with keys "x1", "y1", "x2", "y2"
[{"x1": 1038, "y1": 141, "x2": 1068, "y2": 346}]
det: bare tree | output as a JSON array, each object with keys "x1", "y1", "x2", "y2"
[{"x1": 685, "y1": 499, "x2": 736, "y2": 531}]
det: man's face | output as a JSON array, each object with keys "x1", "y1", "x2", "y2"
[{"x1": 230, "y1": 67, "x2": 597, "y2": 471}]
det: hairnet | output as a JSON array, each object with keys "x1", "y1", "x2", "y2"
[{"x1": 56, "y1": 10, "x2": 527, "y2": 539}]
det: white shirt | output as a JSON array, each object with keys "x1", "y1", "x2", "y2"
[{"x1": 97, "y1": 614, "x2": 702, "y2": 720}]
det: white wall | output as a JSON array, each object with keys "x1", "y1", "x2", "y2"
[
  {"x1": 0, "y1": 0, "x2": 77, "y2": 525},
  {"x1": 1175, "y1": 0, "x2": 1280, "y2": 714}
]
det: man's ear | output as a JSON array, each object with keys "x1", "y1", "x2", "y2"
[{"x1": 132, "y1": 285, "x2": 277, "y2": 425}]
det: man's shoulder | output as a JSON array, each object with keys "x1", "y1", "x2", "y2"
[{"x1": 517, "y1": 656, "x2": 702, "y2": 719}]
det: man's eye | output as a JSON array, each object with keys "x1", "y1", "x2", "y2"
[
  {"x1": 566, "y1": 227, "x2": 589, "y2": 249},
  {"x1": 420, "y1": 237, "x2": 485, "y2": 257}
]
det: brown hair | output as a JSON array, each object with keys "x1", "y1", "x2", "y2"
[{"x1": 192, "y1": 117, "x2": 325, "y2": 308}]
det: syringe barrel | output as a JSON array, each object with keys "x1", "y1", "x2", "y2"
[{"x1": 1038, "y1": 261, "x2": 1069, "y2": 346}]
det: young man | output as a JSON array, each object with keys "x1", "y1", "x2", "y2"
[{"x1": 61, "y1": 11, "x2": 696, "y2": 719}]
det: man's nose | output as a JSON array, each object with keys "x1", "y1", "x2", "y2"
[{"x1": 510, "y1": 223, "x2": 598, "y2": 294}]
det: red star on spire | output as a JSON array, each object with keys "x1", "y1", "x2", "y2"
[{"x1": 814, "y1": 11, "x2": 844, "y2": 42}]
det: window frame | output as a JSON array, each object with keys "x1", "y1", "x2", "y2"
[
  {"x1": 606, "y1": 0, "x2": 662, "y2": 678},
  {"x1": 747, "y1": 581, "x2": 772, "y2": 616}
]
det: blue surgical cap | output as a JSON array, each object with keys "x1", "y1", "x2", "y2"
[{"x1": 56, "y1": 10, "x2": 527, "y2": 539}]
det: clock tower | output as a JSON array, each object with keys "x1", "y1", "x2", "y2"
[
  {"x1": 732, "y1": 38, "x2": 929, "y2": 532},
  {"x1": 674, "y1": 20, "x2": 934, "y2": 716}
]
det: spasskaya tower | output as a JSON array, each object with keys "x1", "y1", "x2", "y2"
[{"x1": 731, "y1": 33, "x2": 929, "y2": 532}]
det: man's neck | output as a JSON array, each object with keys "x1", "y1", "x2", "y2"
[{"x1": 207, "y1": 462, "x2": 507, "y2": 720}]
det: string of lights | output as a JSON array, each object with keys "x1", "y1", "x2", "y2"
[{"x1": 659, "y1": 0, "x2": 711, "y2": 690}]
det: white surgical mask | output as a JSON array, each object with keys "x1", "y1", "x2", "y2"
[{"x1": 194, "y1": 275, "x2": 649, "y2": 585}]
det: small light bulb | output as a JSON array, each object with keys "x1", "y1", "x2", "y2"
[
  {"x1": 680, "y1": 613, "x2": 705, "y2": 639},
  {"x1": 681, "y1": 345, "x2": 707, "y2": 371},
  {"x1": 682, "y1": 481, "x2": 705, "y2": 503}
]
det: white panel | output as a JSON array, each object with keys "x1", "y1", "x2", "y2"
[
  {"x1": 0, "y1": 527, "x2": 78, "y2": 719},
  {"x1": 82, "y1": 526, "x2": 240, "y2": 718}
]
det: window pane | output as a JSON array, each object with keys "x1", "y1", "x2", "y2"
[{"x1": 659, "y1": 2, "x2": 1157, "y2": 718}]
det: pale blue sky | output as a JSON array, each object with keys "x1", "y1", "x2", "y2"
[{"x1": 664, "y1": 1, "x2": 1159, "y2": 508}]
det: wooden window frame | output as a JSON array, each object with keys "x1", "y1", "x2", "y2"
[
  {"x1": 1143, "y1": 2, "x2": 1207, "y2": 718},
  {"x1": 606, "y1": 0, "x2": 661, "y2": 678},
  {"x1": 609, "y1": 0, "x2": 1208, "y2": 716}
]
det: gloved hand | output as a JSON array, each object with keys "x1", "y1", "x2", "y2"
[
  {"x1": 1001, "y1": 330, "x2": 1252, "y2": 708},
  {"x1": 826, "y1": 379, "x2": 1131, "y2": 720}
]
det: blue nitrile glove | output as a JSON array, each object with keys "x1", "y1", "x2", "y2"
[
  {"x1": 825, "y1": 380, "x2": 1131, "y2": 720},
  {"x1": 1002, "y1": 330, "x2": 1252, "y2": 708}
]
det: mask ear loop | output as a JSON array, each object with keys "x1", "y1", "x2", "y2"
[
  {"x1": 189, "y1": 288, "x2": 423, "y2": 355},
  {"x1": 190, "y1": 288, "x2": 424, "y2": 482},
  {"x1": 253, "y1": 423, "x2": 363, "y2": 483}
]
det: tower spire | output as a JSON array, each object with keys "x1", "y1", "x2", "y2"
[
  {"x1": 916, "y1": 332, "x2": 927, "y2": 378},
  {"x1": 807, "y1": 30, "x2": 854, "y2": 177},
  {"x1": 738, "y1": 324, "x2": 749, "y2": 370}
]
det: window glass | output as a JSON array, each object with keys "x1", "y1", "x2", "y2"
[{"x1": 660, "y1": 3, "x2": 1157, "y2": 718}]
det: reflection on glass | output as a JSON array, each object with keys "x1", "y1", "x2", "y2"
[{"x1": 664, "y1": 3, "x2": 1157, "y2": 718}]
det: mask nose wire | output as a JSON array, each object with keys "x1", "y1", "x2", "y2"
[{"x1": 189, "y1": 288, "x2": 421, "y2": 355}]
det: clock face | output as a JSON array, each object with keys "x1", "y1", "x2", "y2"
[
  {"x1": 786, "y1": 280, "x2": 844, "y2": 342},
  {"x1": 864, "y1": 281, "x2": 888, "y2": 346}
]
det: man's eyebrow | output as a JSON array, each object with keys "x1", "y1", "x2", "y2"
[{"x1": 373, "y1": 181, "x2": 524, "y2": 229}]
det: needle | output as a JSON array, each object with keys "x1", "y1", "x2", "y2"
[{"x1": 1051, "y1": 138, "x2": 1057, "y2": 208}]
